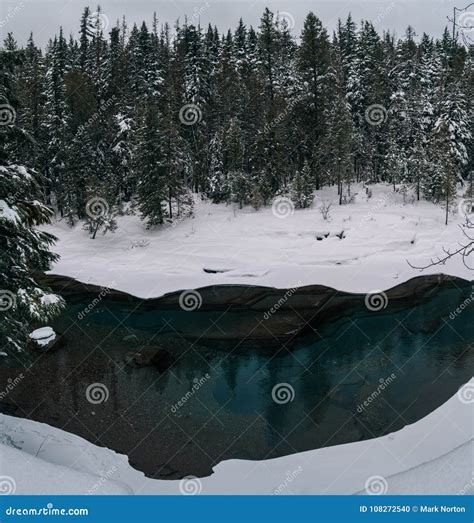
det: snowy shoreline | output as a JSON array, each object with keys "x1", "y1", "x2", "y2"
[
  {"x1": 1, "y1": 379, "x2": 472, "y2": 495},
  {"x1": 43, "y1": 184, "x2": 473, "y2": 300},
  {"x1": 9, "y1": 183, "x2": 469, "y2": 495}
]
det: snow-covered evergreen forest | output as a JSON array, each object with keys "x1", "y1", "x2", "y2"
[
  {"x1": 0, "y1": 6, "x2": 473, "y2": 354},
  {"x1": 3, "y1": 7, "x2": 473, "y2": 224}
]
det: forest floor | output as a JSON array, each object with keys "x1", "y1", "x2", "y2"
[
  {"x1": 1, "y1": 379, "x2": 472, "y2": 495},
  {"x1": 43, "y1": 183, "x2": 472, "y2": 298}
]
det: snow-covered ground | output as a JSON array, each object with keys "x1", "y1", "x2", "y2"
[
  {"x1": 1, "y1": 379, "x2": 472, "y2": 495},
  {"x1": 43, "y1": 184, "x2": 472, "y2": 299},
  {"x1": 4, "y1": 184, "x2": 469, "y2": 495}
]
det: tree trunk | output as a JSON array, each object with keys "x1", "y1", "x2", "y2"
[{"x1": 91, "y1": 222, "x2": 99, "y2": 239}]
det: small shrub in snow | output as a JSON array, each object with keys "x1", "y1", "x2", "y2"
[
  {"x1": 250, "y1": 186, "x2": 264, "y2": 210},
  {"x1": 319, "y1": 201, "x2": 332, "y2": 221},
  {"x1": 83, "y1": 213, "x2": 118, "y2": 239}
]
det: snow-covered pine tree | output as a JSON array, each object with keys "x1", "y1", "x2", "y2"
[
  {"x1": 208, "y1": 129, "x2": 227, "y2": 202},
  {"x1": 42, "y1": 29, "x2": 69, "y2": 216},
  {"x1": 326, "y1": 51, "x2": 354, "y2": 203},
  {"x1": 0, "y1": 45, "x2": 64, "y2": 354},
  {"x1": 290, "y1": 161, "x2": 314, "y2": 208},
  {"x1": 133, "y1": 98, "x2": 168, "y2": 227},
  {"x1": 428, "y1": 118, "x2": 458, "y2": 224},
  {"x1": 297, "y1": 12, "x2": 332, "y2": 190}
]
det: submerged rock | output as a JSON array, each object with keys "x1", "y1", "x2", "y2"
[{"x1": 123, "y1": 334, "x2": 140, "y2": 344}]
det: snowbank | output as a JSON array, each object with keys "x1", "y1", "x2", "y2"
[
  {"x1": 43, "y1": 184, "x2": 472, "y2": 299},
  {"x1": 1, "y1": 379, "x2": 472, "y2": 495}
]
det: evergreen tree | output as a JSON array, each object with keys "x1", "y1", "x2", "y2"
[
  {"x1": 291, "y1": 161, "x2": 314, "y2": 208},
  {"x1": 0, "y1": 43, "x2": 64, "y2": 353},
  {"x1": 134, "y1": 99, "x2": 167, "y2": 227}
]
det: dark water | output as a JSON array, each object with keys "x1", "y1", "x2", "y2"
[{"x1": 0, "y1": 281, "x2": 473, "y2": 479}]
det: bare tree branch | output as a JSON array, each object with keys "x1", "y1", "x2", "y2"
[{"x1": 408, "y1": 218, "x2": 474, "y2": 270}]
